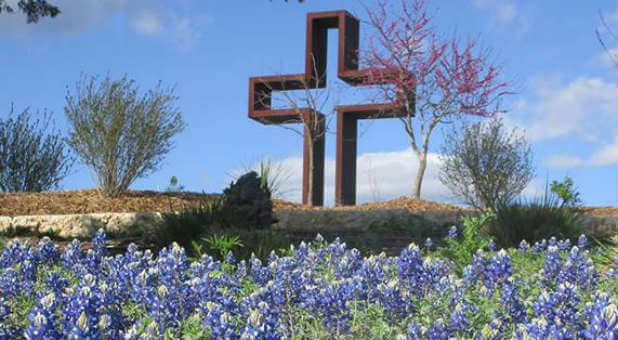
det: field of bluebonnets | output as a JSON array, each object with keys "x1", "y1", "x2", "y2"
[{"x1": 0, "y1": 212, "x2": 617, "y2": 340}]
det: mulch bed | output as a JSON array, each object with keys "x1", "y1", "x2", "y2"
[{"x1": 0, "y1": 189, "x2": 615, "y2": 216}]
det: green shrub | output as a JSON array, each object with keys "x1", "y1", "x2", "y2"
[
  {"x1": 64, "y1": 74, "x2": 185, "y2": 198},
  {"x1": 0, "y1": 105, "x2": 74, "y2": 192},
  {"x1": 489, "y1": 189, "x2": 582, "y2": 248}
]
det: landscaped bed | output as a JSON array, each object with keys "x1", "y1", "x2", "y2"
[{"x1": 0, "y1": 228, "x2": 617, "y2": 339}]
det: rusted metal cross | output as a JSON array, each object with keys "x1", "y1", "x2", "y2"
[{"x1": 248, "y1": 10, "x2": 411, "y2": 206}]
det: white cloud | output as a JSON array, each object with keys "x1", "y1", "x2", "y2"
[
  {"x1": 234, "y1": 148, "x2": 541, "y2": 207},
  {"x1": 544, "y1": 155, "x2": 587, "y2": 169},
  {"x1": 472, "y1": 0, "x2": 536, "y2": 36},
  {"x1": 132, "y1": 9, "x2": 163, "y2": 35},
  {"x1": 545, "y1": 136, "x2": 618, "y2": 169},
  {"x1": 591, "y1": 136, "x2": 618, "y2": 165},
  {"x1": 474, "y1": 0, "x2": 514, "y2": 22},
  {"x1": 0, "y1": 0, "x2": 203, "y2": 50},
  {"x1": 512, "y1": 76, "x2": 618, "y2": 143}
]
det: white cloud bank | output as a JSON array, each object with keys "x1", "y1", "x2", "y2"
[
  {"x1": 512, "y1": 76, "x2": 618, "y2": 143},
  {"x1": 234, "y1": 148, "x2": 542, "y2": 207}
]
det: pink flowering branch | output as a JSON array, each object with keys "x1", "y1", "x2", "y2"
[{"x1": 361, "y1": 0, "x2": 512, "y2": 198}]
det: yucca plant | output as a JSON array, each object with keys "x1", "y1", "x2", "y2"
[{"x1": 489, "y1": 179, "x2": 583, "y2": 248}]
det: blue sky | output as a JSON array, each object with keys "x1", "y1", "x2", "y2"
[{"x1": 0, "y1": 0, "x2": 616, "y2": 207}]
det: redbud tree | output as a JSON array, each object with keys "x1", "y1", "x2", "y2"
[{"x1": 362, "y1": 0, "x2": 512, "y2": 199}]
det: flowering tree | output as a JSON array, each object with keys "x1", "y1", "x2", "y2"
[{"x1": 363, "y1": 0, "x2": 511, "y2": 199}]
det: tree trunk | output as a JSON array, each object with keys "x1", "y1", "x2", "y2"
[
  {"x1": 413, "y1": 152, "x2": 427, "y2": 199},
  {"x1": 306, "y1": 143, "x2": 313, "y2": 205}
]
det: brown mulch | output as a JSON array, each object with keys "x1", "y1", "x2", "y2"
[
  {"x1": 577, "y1": 206, "x2": 618, "y2": 217},
  {"x1": 272, "y1": 196, "x2": 474, "y2": 212},
  {"x1": 0, "y1": 189, "x2": 615, "y2": 216},
  {"x1": 0, "y1": 189, "x2": 222, "y2": 216}
]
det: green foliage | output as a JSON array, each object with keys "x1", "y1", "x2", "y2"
[
  {"x1": 152, "y1": 196, "x2": 224, "y2": 252},
  {"x1": 0, "y1": 0, "x2": 60, "y2": 23},
  {"x1": 165, "y1": 176, "x2": 185, "y2": 193},
  {"x1": 64, "y1": 74, "x2": 185, "y2": 198},
  {"x1": 256, "y1": 158, "x2": 292, "y2": 199},
  {"x1": 490, "y1": 187, "x2": 584, "y2": 248},
  {"x1": 0, "y1": 105, "x2": 74, "y2": 192},
  {"x1": 203, "y1": 234, "x2": 244, "y2": 259},
  {"x1": 550, "y1": 176, "x2": 582, "y2": 208},
  {"x1": 438, "y1": 118, "x2": 534, "y2": 212},
  {"x1": 437, "y1": 212, "x2": 495, "y2": 274}
]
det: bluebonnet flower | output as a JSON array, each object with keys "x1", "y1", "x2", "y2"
[
  {"x1": 533, "y1": 283, "x2": 580, "y2": 330},
  {"x1": 578, "y1": 234, "x2": 588, "y2": 249},
  {"x1": 447, "y1": 226, "x2": 458, "y2": 240},
  {"x1": 533, "y1": 239, "x2": 547, "y2": 254},
  {"x1": 487, "y1": 250, "x2": 511, "y2": 282},
  {"x1": 36, "y1": 237, "x2": 59, "y2": 266},
  {"x1": 0, "y1": 297, "x2": 8, "y2": 322},
  {"x1": 449, "y1": 303, "x2": 468, "y2": 334},
  {"x1": 557, "y1": 238, "x2": 571, "y2": 251},
  {"x1": 241, "y1": 301, "x2": 281, "y2": 340},
  {"x1": 487, "y1": 240, "x2": 496, "y2": 252},
  {"x1": 425, "y1": 318, "x2": 449, "y2": 340},
  {"x1": 518, "y1": 240, "x2": 530, "y2": 253},
  {"x1": 500, "y1": 278, "x2": 527, "y2": 323},
  {"x1": 62, "y1": 274, "x2": 102, "y2": 339},
  {"x1": 61, "y1": 239, "x2": 84, "y2": 273},
  {"x1": 405, "y1": 323, "x2": 425, "y2": 340},
  {"x1": 424, "y1": 238, "x2": 433, "y2": 250},
  {"x1": 25, "y1": 292, "x2": 60, "y2": 340},
  {"x1": 581, "y1": 293, "x2": 617, "y2": 339}
]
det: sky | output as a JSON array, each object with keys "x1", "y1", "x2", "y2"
[{"x1": 0, "y1": 0, "x2": 617, "y2": 207}]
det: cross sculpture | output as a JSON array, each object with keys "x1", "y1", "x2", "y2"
[{"x1": 248, "y1": 10, "x2": 413, "y2": 206}]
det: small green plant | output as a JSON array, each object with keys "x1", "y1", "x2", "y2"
[
  {"x1": 166, "y1": 176, "x2": 185, "y2": 193},
  {"x1": 438, "y1": 212, "x2": 495, "y2": 274},
  {"x1": 550, "y1": 176, "x2": 582, "y2": 208},
  {"x1": 152, "y1": 196, "x2": 224, "y2": 252},
  {"x1": 203, "y1": 234, "x2": 244, "y2": 259}
]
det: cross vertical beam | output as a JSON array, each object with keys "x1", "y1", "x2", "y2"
[{"x1": 335, "y1": 110, "x2": 357, "y2": 206}]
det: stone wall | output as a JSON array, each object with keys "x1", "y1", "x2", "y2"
[
  {"x1": 0, "y1": 209, "x2": 617, "y2": 241},
  {"x1": 0, "y1": 212, "x2": 163, "y2": 239}
]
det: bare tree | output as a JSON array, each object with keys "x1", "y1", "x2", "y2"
[
  {"x1": 0, "y1": 105, "x2": 73, "y2": 192},
  {"x1": 438, "y1": 118, "x2": 534, "y2": 212},
  {"x1": 0, "y1": 0, "x2": 60, "y2": 23},
  {"x1": 64, "y1": 74, "x2": 186, "y2": 198},
  {"x1": 596, "y1": 11, "x2": 618, "y2": 69},
  {"x1": 362, "y1": 0, "x2": 512, "y2": 199},
  {"x1": 255, "y1": 67, "x2": 336, "y2": 206}
]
